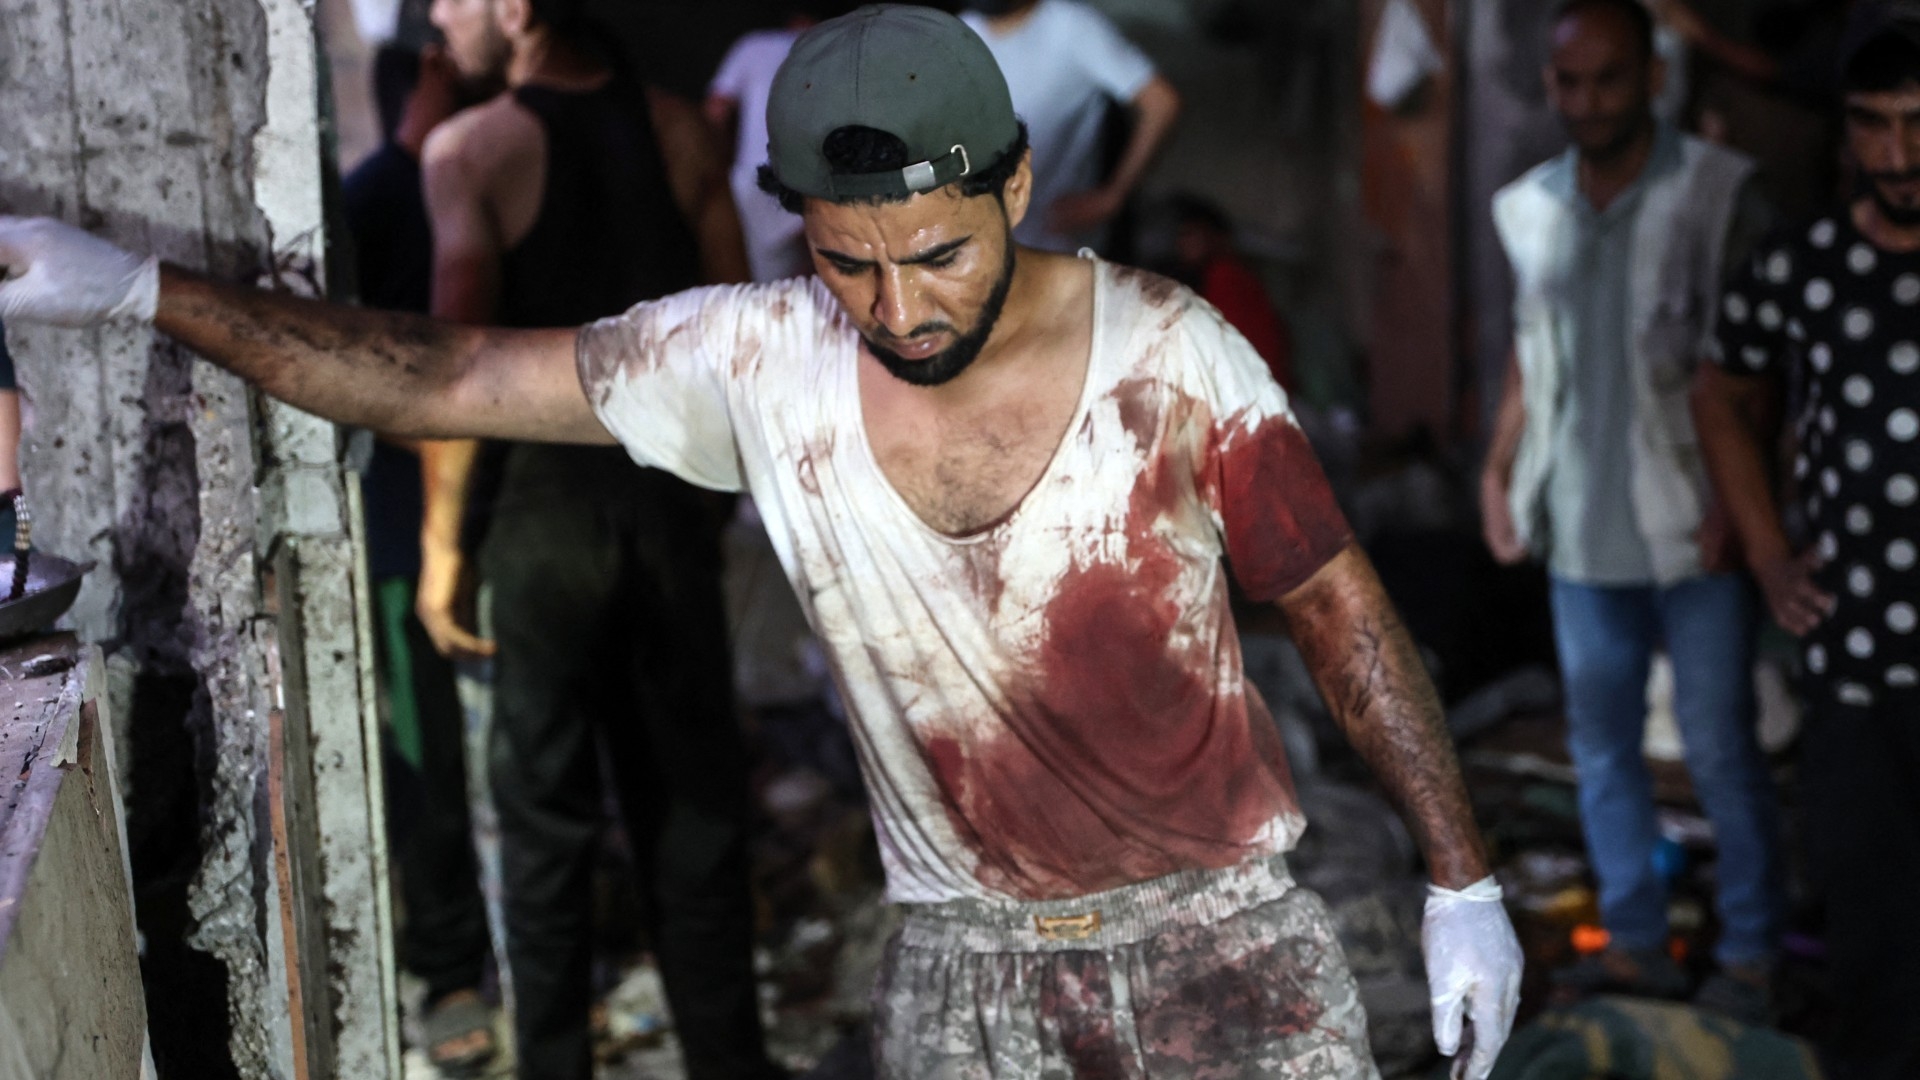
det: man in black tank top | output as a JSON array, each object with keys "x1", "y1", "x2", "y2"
[{"x1": 420, "y1": 1, "x2": 771, "y2": 1078}]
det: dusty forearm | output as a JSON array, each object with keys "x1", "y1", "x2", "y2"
[
  {"x1": 155, "y1": 265, "x2": 478, "y2": 435},
  {"x1": 1282, "y1": 545, "x2": 1490, "y2": 889}
]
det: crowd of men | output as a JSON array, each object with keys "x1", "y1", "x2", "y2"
[
  {"x1": 1486, "y1": 1, "x2": 1920, "y2": 1077},
  {"x1": 0, "y1": 0, "x2": 1916, "y2": 1079}
]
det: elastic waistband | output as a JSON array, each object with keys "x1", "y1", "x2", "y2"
[{"x1": 897, "y1": 855, "x2": 1296, "y2": 954}]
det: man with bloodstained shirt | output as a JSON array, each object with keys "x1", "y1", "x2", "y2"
[{"x1": 0, "y1": 6, "x2": 1522, "y2": 1077}]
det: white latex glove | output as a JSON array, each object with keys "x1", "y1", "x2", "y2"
[
  {"x1": 0, "y1": 215, "x2": 159, "y2": 327},
  {"x1": 1423, "y1": 876, "x2": 1523, "y2": 1080}
]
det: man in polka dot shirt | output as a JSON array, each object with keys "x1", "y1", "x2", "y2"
[{"x1": 1696, "y1": 4, "x2": 1920, "y2": 1076}]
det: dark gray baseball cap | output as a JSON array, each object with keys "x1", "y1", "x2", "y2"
[{"x1": 764, "y1": 4, "x2": 1020, "y2": 201}]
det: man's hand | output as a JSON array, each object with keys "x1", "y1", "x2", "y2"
[
  {"x1": 1047, "y1": 187, "x2": 1125, "y2": 237},
  {"x1": 1478, "y1": 470, "x2": 1527, "y2": 565},
  {"x1": 416, "y1": 538, "x2": 495, "y2": 661},
  {"x1": 395, "y1": 45, "x2": 465, "y2": 160},
  {"x1": 1424, "y1": 877, "x2": 1523, "y2": 1080},
  {"x1": 0, "y1": 216, "x2": 159, "y2": 327},
  {"x1": 1694, "y1": 498, "x2": 1739, "y2": 574},
  {"x1": 1754, "y1": 548, "x2": 1834, "y2": 636}
]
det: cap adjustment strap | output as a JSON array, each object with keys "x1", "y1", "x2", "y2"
[{"x1": 827, "y1": 143, "x2": 973, "y2": 198}]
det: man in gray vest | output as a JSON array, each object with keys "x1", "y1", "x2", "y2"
[{"x1": 1479, "y1": 0, "x2": 1785, "y2": 1020}]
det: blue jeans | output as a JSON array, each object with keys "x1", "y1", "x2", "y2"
[{"x1": 1549, "y1": 574, "x2": 1784, "y2": 967}]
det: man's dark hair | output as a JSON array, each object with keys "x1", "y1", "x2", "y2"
[
  {"x1": 372, "y1": 44, "x2": 421, "y2": 143},
  {"x1": 755, "y1": 121, "x2": 1031, "y2": 213},
  {"x1": 1845, "y1": 32, "x2": 1920, "y2": 93},
  {"x1": 1552, "y1": 0, "x2": 1656, "y2": 61}
]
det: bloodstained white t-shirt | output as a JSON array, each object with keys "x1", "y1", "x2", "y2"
[{"x1": 576, "y1": 259, "x2": 1351, "y2": 903}]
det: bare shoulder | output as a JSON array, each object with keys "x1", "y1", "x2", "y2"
[
  {"x1": 645, "y1": 86, "x2": 701, "y2": 128},
  {"x1": 421, "y1": 94, "x2": 542, "y2": 185},
  {"x1": 646, "y1": 87, "x2": 719, "y2": 153}
]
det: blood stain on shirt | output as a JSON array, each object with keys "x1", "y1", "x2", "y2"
[
  {"x1": 794, "y1": 432, "x2": 835, "y2": 496},
  {"x1": 921, "y1": 427, "x2": 1300, "y2": 899},
  {"x1": 1208, "y1": 410, "x2": 1351, "y2": 602},
  {"x1": 1109, "y1": 263, "x2": 1182, "y2": 308}
]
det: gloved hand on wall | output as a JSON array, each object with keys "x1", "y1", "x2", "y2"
[{"x1": 0, "y1": 216, "x2": 159, "y2": 327}]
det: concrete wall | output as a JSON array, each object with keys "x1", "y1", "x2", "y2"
[{"x1": 0, "y1": 1, "x2": 392, "y2": 1076}]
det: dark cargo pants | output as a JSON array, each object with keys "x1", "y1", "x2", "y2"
[{"x1": 481, "y1": 448, "x2": 771, "y2": 1080}]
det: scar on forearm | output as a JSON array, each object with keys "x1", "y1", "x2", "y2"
[{"x1": 1288, "y1": 579, "x2": 1484, "y2": 879}]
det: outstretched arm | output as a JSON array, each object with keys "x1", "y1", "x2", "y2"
[
  {"x1": 1279, "y1": 543, "x2": 1520, "y2": 1080},
  {"x1": 157, "y1": 268, "x2": 602, "y2": 443},
  {"x1": 0, "y1": 215, "x2": 607, "y2": 444}
]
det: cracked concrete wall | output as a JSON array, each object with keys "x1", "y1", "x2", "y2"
[{"x1": 0, "y1": 1, "x2": 392, "y2": 1076}]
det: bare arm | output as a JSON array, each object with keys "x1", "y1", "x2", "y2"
[
  {"x1": 701, "y1": 92, "x2": 741, "y2": 169},
  {"x1": 413, "y1": 117, "x2": 517, "y2": 659},
  {"x1": 0, "y1": 390, "x2": 19, "y2": 494},
  {"x1": 1692, "y1": 363, "x2": 1832, "y2": 633},
  {"x1": 650, "y1": 90, "x2": 752, "y2": 286},
  {"x1": 1656, "y1": 0, "x2": 1782, "y2": 85},
  {"x1": 1048, "y1": 75, "x2": 1182, "y2": 236},
  {"x1": 1106, "y1": 75, "x2": 1182, "y2": 208},
  {"x1": 154, "y1": 269, "x2": 601, "y2": 443},
  {"x1": 1478, "y1": 348, "x2": 1528, "y2": 564},
  {"x1": 1691, "y1": 364, "x2": 1785, "y2": 564},
  {"x1": 1279, "y1": 543, "x2": 1490, "y2": 889}
]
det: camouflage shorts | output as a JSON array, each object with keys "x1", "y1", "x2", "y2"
[{"x1": 872, "y1": 856, "x2": 1380, "y2": 1079}]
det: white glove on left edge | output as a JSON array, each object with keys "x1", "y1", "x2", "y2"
[
  {"x1": 1423, "y1": 875, "x2": 1523, "y2": 1080},
  {"x1": 0, "y1": 216, "x2": 159, "y2": 327}
]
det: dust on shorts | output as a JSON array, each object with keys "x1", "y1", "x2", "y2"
[{"x1": 872, "y1": 855, "x2": 1380, "y2": 1079}]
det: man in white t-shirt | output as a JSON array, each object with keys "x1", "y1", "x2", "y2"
[
  {"x1": 706, "y1": 8, "x2": 821, "y2": 281},
  {"x1": 0, "y1": 7, "x2": 1520, "y2": 1078},
  {"x1": 961, "y1": 0, "x2": 1182, "y2": 254}
]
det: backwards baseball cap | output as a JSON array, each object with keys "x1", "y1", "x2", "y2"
[
  {"x1": 1839, "y1": 0, "x2": 1920, "y2": 87},
  {"x1": 764, "y1": 4, "x2": 1020, "y2": 201}
]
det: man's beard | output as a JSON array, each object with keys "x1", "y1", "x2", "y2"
[
  {"x1": 1568, "y1": 112, "x2": 1649, "y2": 166},
  {"x1": 865, "y1": 244, "x2": 1017, "y2": 388},
  {"x1": 1865, "y1": 170, "x2": 1920, "y2": 227}
]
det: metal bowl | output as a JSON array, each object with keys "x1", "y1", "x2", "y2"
[{"x1": 0, "y1": 554, "x2": 94, "y2": 640}]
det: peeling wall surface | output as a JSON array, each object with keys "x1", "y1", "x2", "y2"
[{"x1": 0, "y1": 1, "x2": 392, "y2": 1076}]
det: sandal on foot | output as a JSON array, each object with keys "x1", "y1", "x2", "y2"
[{"x1": 423, "y1": 991, "x2": 496, "y2": 1077}]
